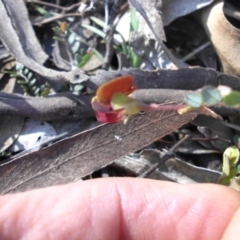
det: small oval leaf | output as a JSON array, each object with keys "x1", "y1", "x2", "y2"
[
  {"x1": 201, "y1": 86, "x2": 222, "y2": 106},
  {"x1": 223, "y1": 91, "x2": 240, "y2": 106},
  {"x1": 185, "y1": 93, "x2": 203, "y2": 108}
]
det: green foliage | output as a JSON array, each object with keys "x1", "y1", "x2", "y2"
[
  {"x1": 111, "y1": 93, "x2": 146, "y2": 124},
  {"x1": 219, "y1": 146, "x2": 240, "y2": 190},
  {"x1": 130, "y1": 8, "x2": 139, "y2": 32},
  {"x1": 113, "y1": 31, "x2": 141, "y2": 68},
  {"x1": 83, "y1": 15, "x2": 141, "y2": 68},
  {"x1": 186, "y1": 86, "x2": 222, "y2": 108},
  {"x1": 223, "y1": 91, "x2": 240, "y2": 106},
  {"x1": 34, "y1": 5, "x2": 52, "y2": 17},
  {"x1": 5, "y1": 63, "x2": 50, "y2": 97},
  {"x1": 201, "y1": 86, "x2": 222, "y2": 106},
  {"x1": 54, "y1": 27, "x2": 94, "y2": 68},
  {"x1": 129, "y1": 49, "x2": 141, "y2": 68},
  {"x1": 34, "y1": 5, "x2": 95, "y2": 69},
  {"x1": 81, "y1": 22, "x2": 106, "y2": 38},
  {"x1": 73, "y1": 49, "x2": 94, "y2": 68},
  {"x1": 185, "y1": 85, "x2": 240, "y2": 111},
  {"x1": 185, "y1": 92, "x2": 203, "y2": 108},
  {"x1": 182, "y1": 85, "x2": 240, "y2": 116}
]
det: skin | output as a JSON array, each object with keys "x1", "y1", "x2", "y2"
[{"x1": 0, "y1": 178, "x2": 240, "y2": 240}]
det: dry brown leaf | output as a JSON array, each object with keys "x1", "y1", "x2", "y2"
[
  {"x1": 201, "y1": 1, "x2": 240, "y2": 76},
  {"x1": 162, "y1": 0, "x2": 214, "y2": 26},
  {"x1": 0, "y1": 109, "x2": 206, "y2": 194},
  {"x1": 165, "y1": 158, "x2": 221, "y2": 183}
]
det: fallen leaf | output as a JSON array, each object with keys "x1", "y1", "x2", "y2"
[
  {"x1": 161, "y1": 0, "x2": 214, "y2": 26},
  {"x1": 200, "y1": 1, "x2": 240, "y2": 76},
  {"x1": 165, "y1": 157, "x2": 221, "y2": 183},
  {"x1": 0, "y1": 109, "x2": 204, "y2": 194},
  {"x1": 9, "y1": 119, "x2": 56, "y2": 152},
  {"x1": 192, "y1": 115, "x2": 233, "y2": 152}
]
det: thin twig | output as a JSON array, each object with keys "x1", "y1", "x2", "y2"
[
  {"x1": 138, "y1": 135, "x2": 191, "y2": 178},
  {"x1": 25, "y1": 0, "x2": 82, "y2": 13},
  {"x1": 181, "y1": 42, "x2": 211, "y2": 62},
  {"x1": 34, "y1": 13, "x2": 82, "y2": 26},
  {"x1": 102, "y1": 0, "x2": 127, "y2": 69}
]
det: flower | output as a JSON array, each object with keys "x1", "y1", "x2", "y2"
[
  {"x1": 91, "y1": 75, "x2": 187, "y2": 123},
  {"x1": 91, "y1": 75, "x2": 144, "y2": 123}
]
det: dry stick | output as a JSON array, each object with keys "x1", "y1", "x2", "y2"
[
  {"x1": 0, "y1": 0, "x2": 88, "y2": 85},
  {"x1": 1, "y1": 89, "x2": 240, "y2": 120},
  {"x1": 138, "y1": 135, "x2": 191, "y2": 178},
  {"x1": 3, "y1": 0, "x2": 48, "y2": 64},
  {"x1": 0, "y1": 90, "x2": 232, "y2": 120},
  {"x1": 0, "y1": 92, "x2": 94, "y2": 121},
  {"x1": 181, "y1": 42, "x2": 211, "y2": 62},
  {"x1": 25, "y1": 0, "x2": 82, "y2": 12},
  {"x1": 90, "y1": 67, "x2": 240, "y2": 90},
  {"x1": 102, "y1": 26, "x2": 115, "y2": 69},
  {"x1": 34, "y1": 13, "x2": 82, "y2": 26},
  {"x1": 26, "y1": 0, "x2": 64, "y2": 10},
  {"x1": 102, "y1": 0, "x2": 126, "y2": 69},
  {"x1": 61, "y1": 2, "x2": 82, "y2": 14}
]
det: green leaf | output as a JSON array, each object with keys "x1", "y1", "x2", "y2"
[
  {"x1": 53, "y1": 36, "x2": 63, "y2": 42},
  {"x1": 30, "y1": 78, "x2": 37, "y2": 86},
  {"x1": 111, "y1": 93, "x2": 146, "y2": 115},
  {"x1": 40, "y1": 87, "x2": 50, "y2": 97},
  {"x1": 32, "y1": 85, "x2": 37, "y2": 91},
  {"x1": 130, "y1": 7, "x2": 139, "y2": 32},
  {"x1": 27, "y1": 72, "x2": 33, "y2": 80},
  {"x1": 68, "y1": 32, "x2": 77, "y2": 44},
  {"x1": 221, "y1": 146, "x2": 239, "y2": 186},
  {"x1": 73, "y1": 84, "x2": 84, "y2": 92},
  {"x1": 129, "y1": 49, "x2": 141, "y2": 68},
  {"x1": 71, "y1": 41, "x2": 80, "y2": 54},
  {"x1": 34, "y1": 6, "x2": 52, "y2": 17},
  {"x1": 80, "y1": 49, "x2": 87, "y2": 56},
  {"x1": 23, "y1": 68, "x2": 29, "y2": 75},
  {"x1": 74, "y1": 53, "x2": 82, "y2": 64},
  {"x1": 185, "y1": 92, "x2": 203, "y2": 108},
  {"x1": 115, "y1": 31, "x2": 128, "y2": 55},
  {"x1": 17, "y1": 80, "x2": 27, "y2": 85},
  {"x1": 34, "y1": 88, "x2": 40, "y2": 95},
  {"x1": 90, "y1": 17, "x2": 105, "y2": 28},
  {"x1": 10, "y1": 73, "x2": 20, "y2": 78},
  {"x1": 78, "y1": 52, "x2": 94, "y2": 68},
  {"x1": 52, "y1": 27, "x2": 62, "y2": 36},
  {"x1": 223, "y1": 91, "x2": 240, "y2": 106},
  {"x1": 223, "y1": 146, "x2": 239, "y2": 168},
  {"x1": 22, "y1": 85, "x2": 29, "y2": 93},
  {"x1": 237, "y1": 164, "x2": 240, "y2": 174},
  {"x1": 4, "y1": 70, "x2": 16, "y2": 74},
  {"x1": 201, "y1": 86, "x2": 222, "y2": 106},
  {"x1": 15, "y1": 63, "x2": 24, "y2": 71},
  {"x1": 111, "y1": 93, "x2": 135, "y2": 109},
  {"x1": 81, "y1": 24, "x2": 106, "y2": 38},
  {"x1": 230, "y1": 176, "x2": 240, "y2": 191}
]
